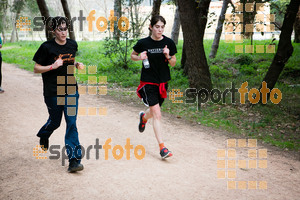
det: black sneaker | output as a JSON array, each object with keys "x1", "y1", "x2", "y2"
[
  {"x1": 68, "y1": 159, "x2": 84, "y2": 173},
  {"x1": 40, "y1": 137, "x2": 49, "y2": 151},
  {"x1": 160, "y1": 147, "x2": 173, "y2": 159},
  {"x1": 138, "y1": 111, "x2": 147, "y2": 132}
]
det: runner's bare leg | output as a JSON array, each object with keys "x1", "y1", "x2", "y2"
[{"x1": 149, "y1": 104, "x2": 163, "y2": 144}]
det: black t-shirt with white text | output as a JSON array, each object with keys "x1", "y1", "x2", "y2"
[
  {"x1": 133, "y1": 35, "x2": 177, "y2": 83},
  {"x1": 33, "y1": 38, "x2": 78, "y2": 97}
]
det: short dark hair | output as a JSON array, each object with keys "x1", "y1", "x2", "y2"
[
  {"x1": 150, "y1": 15, "x2": 166, "y2": 27},
  {"x1": 50, "y1": 16, "x2": 69, "y2": 31}
]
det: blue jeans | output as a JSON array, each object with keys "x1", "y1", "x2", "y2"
[{"x1": 37, "y1": 92, "x2": 82, "y2": 162}]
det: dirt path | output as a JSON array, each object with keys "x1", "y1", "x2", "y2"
[{"x1": 0, "y1": 63, "x2": 299, "y2": 200}]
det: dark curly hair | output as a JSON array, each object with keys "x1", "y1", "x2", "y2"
[
  {"x1": 150, "y1": 15, "x2": 166, "y2": 27},
  {"x1": 50, "y1": 16, "x2": 69, "y2": 31}
]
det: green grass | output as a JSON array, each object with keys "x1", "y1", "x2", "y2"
[{"x1": 2, "y1": 39, "x2": 300, "y2": 150}]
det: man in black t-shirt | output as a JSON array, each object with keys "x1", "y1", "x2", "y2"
[
  {"x1": 33, "y1": 17, "x2": 84, "y2": 172},
  {"x1": 131, "y1": 16, "x2": 177, "y2": 159}
]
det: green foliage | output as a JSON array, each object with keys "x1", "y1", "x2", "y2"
[
  {"x1": 210, "y1": 65, "x2": 233, "y2": 78},
  {"x1": 123, "y1": 0, "x2": 150, "y2": 39},
  {"x1": 102, "y1": 35, "x2": 137, "y2": 69},
  {"x1": 11, "y1": 0, "x2": 25, "y2": 13},
  {"x1": 24, "y1": 0, "x2": 40, "y2": 15},
  {"x1": 270, "y1": 0, "x2": 290, "y2": 28},
  {"x1": 0, "y1": 0, "x2": 8, "y2": 32},
  {"x1": 236, "y1": 54, "x2": 253, "y2": 65},
  {"x1": 239, "y1": 64, "x2": 256, "y2": 75},
  {"x1": 102, "y1": 0, "x2": 150, "y2": 70},
  {"x1": 281, "y1": 64, "x2": 300, "y2": 79}
]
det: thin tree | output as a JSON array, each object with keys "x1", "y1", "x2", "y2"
[
  {"x1": 149, "y1": 0, "x2": 162, "y2": 36},
  {"x1": 0, "y1": 0, "x2": 8, "y2": 43},
  {"x1": 209, "y1": 0, "x2": 231, "y2": 59},
  {"x1": 240, "y1": 0, "x2": 256, "y2": 39},
  {"x1": 36, "y1": 0, "x2": 53, "y2": 41},
  {"x1": 61, "y1": 0, "x2": 75, "y2": 40},
  {"x1": 260, "y1": 0, "x2": 299, "y2": 94},
  {"x1": 151, "y1": 0, "x2": 162, "y2": 16},
  {"x1": 114, "y1": 0, "x2": 122, "y2": 42},
  {"x1": 171, "y1": 2, "x2": 180, "y2": 45},
  {"x1": 240, "y1": 0, "x2": 271, "y2": 39},
  {"x1": 10, "y1": 0, "x2": 25, "y2": 42},
  {"x1": 294, "y1": 7, "x2": 300, "y2": 43},
  {"x1": 178, "y1": 0, "x2": 212, "y2": 90},
  {"x1": 126, "y1": 0, "x2": 149, "y2": 38}
]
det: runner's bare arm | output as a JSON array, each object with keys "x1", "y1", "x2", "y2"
[
  {"x1": 167, "y1": 55, "x2": 176, "y2": 67},
  {"x1": 163, "y1": 45, "x2": 176, "y2": 67},
  {"x1": 34, "y1": 57, "x2": 63, "y2": 73},
  {"x1": 131, "y1": 50, "x2": 147, "y2": 61}
]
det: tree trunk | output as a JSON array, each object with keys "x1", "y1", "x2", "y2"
[
  {"x1": 36, "y1": 0, "x2": 53, "y2": 41},
  {"x1": 149, "y1": 0, "x2": 162, "y2": 36},
  {"x1": 209, "y1": 0, "x2": 230, "y2": 58},
  {"x1": 240, "y1": 0, "x2": 265, "y2": 39},
  {"x1": 151, "y1": 0, "x2": 162, "y2": 16},
  {"x1": 181, "y1": 41, "x2": 187, "y2": 75},
  {"x1": 294, "y1": 6, "x2": 300, "y2": 43},
  {"x1": 0, "y1": 0, "x2": 8, "y2": 43},
  {"x1": 113, "y1": 0, "x2": 122, "y2": 42},
  {"x1": 10, "y1": 13, "x2": 21, "y2": 42},
  {"x1": 261, "y1": 0, "x2": 300, "y2": 93},
  {"x1": 178, "y1": 0, "x2": 212, "y2": 90},
  {"x1": 129, "y1": 1, "x2": 135, "y2": 37},
  {"x1": 10, "y1": 14, "x2": 17, "y2": 42},
  {"x1": 171, "y1": 5, "x2": 180, "y2": 45},
  {"x1": 241, "y1": 0, "x2": 256, "y2": 39},
  {"x1": 10, "y1": 0, "x2": 23, "y2": 42},
  {"x1": 134, "y1": 1, "x2": 142, "y2": 38},
  {"x1": 16, "y1": 13, "x2": 19, "y2": 41},
  {"x1": 1, "y1": 32, "x2": 5, "y2": 43},
  {"x1": 61, "y1": 0, "x2": 75, "y2": 40}
]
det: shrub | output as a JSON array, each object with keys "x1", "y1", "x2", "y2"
[{"x1": 236, "y1": 54, "x2": 253, "y2": 65}]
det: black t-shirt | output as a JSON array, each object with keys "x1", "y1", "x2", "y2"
[
  {"x1": 33, "y1": 38, "x2": 78, "y2": 97},
  {"x1": 133, "y1": 35, "x2": 177, "y2": 83}
]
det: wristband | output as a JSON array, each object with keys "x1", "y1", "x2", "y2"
[
  {"x1": 168, "y1": 56, "x2": 172, "y2": 60},
  {"x1": 50, "y1": 65, "x2": 53, "y2": 70}
]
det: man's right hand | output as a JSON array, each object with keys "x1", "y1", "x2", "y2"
[
  {"x1": 53, "y1": 57, "x2": 63, "y2": 69},
  {"x1": 140, "y1": 51, "x2": 148, "y2": 60}
]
